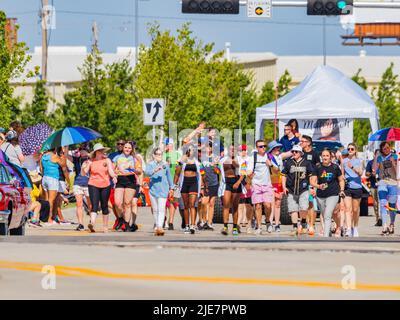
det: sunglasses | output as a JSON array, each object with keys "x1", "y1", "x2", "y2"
[
  {"x1": 117, "y1": 143, "x2": 125, "y2": 146},
  {"x1": 257, "y1": 145, "x2": 267, "y2": 149},
  {"x1": 348, "y1": 148, "x2": 355, "y2": 151},
  {"x1": 292, "y1": 151, "x2": 301, "y2": 154},
  {"x1": 154, "y1": 153, "x2": 162, "y2": 156}
]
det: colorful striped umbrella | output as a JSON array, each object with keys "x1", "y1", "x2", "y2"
[
  {"x1": 19, "y1": 123, "x2": 53, "y2": 156},
  {"x1": 40, "y1": 126, "x2": 102, "y2": 151},
  {"x1": 369, "y1": 127, "x2": 400, "y2": 142}
]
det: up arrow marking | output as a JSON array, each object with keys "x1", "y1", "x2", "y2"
[{"x1": 152, "y1": 101, "x2": 162, "y2": 122}]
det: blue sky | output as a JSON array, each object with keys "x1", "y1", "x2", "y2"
[{"x1": 2, "y1": 0, "x2": 399, "y2": 55}]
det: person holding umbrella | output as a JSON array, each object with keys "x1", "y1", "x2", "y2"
[
  {"x1": 373, "y1": 141, "x2": 398, "y2": 236},
  {"x1": 83, "y1": 143, "x2": 118, "y2": 233}
]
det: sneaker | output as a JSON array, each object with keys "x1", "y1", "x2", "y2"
[
  {"x1": 389, "y1": 224, "x2": 395, "y2": 235},
  {"x1": 29, "y1": 220, "x2": 41, "y2": 227},
  {"x1": 184, "y1": 226, "x2": 190, "y2": 234},
  {"x1": 266, "y1": 223, "x2": 273, "y2": 233},
  {"x1": 197, "y1": 222, "x2": 205, "y2": 231},
  {"x1": 352, "y1": 227, "x2": 359, "y2": 238},
  {"x1": 246, "y1": 226, "x2": 254, "y2": 234},
  {"x1": 168, "y1": 223, "x2": 174, "y2": 231},
  {"x1": 202, "y1": 223, "x2": 210, "y2": 230},
  {"x1": 345, "y1": 228, "x2": 352, "y2": 237},
  {"x1": 381, "y1": 228, "x2": 390, "y2": 236},
  {"x1": 221, "y1": 226, "x2": 228, "y2": 236},
  {"x1": 130, "y1": 223, "x2": 138, "y2": 232},
  {"x1": 232, "y1": 227, "x2": 239, "y2": 236},
  {"x1": 207, "y1": 223, "x2": 214, "y2": 231},
  {"x1": 120, "y1": 222, "x2": 130, "y2": 232},
  {"x1": 254, "y1": 228, "x2": 262, "y2": 235},
  {"x1": 190, "y1": 225, "x2": 196, "y2": 234},
  {"x1": 115, "y1": 218, "x2": 124, "y2": 231},
  {"x1": 375, "y1": 219, "x2": 382, "y2": 227},
  {"x1": 76, "y1": 224, "x2": 84, "y2": 231},
  {"x1": 308, "y1": 226, "x2": 315, "y2": 236},
  {"x1": 88, "y1": 223, "x2": 95, "y2": 233},
  {"x1": 275, "y1": 225, "x2": 281, "y2": 233},
  {"x1": 113, "y1": 218, "x2": 121, "y2": 230}
]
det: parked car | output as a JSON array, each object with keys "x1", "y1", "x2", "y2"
[{"x1": 0, "y1": 152, "x2": 31, "y2": 236}]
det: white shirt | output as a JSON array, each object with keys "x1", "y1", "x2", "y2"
[
  {"x1": 247, "y1": 153, "x2": 272, "y2": 186},
  {"x1": 237, "y1": 155, "x2": 251, "y2": 176}
]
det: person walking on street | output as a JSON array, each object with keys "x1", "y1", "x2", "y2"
[
  {"x1": 145, "y1": 148, "x2": 174, "y2": 236},
  {"x1": 281, "y1": 145, "x2": 314, "y2": 236},
  {"x1": 267, "y1": 140, "x2": 292, "y2": 232},
  {"x1": 373, "y1": 142, "x2": 398, "y2": 236},
  {"x1": 220, "y1": 146, "x2": 243, "y2": 236},
  {"x1": 343, "y1": 143, "x2": 363, "y2": 237},
  {"x1": 247, "y1": 140, "x2": 276, "y2": 235},
  {"x1": 83, "y1": 143, "x2": 118, "y2": 233},
  {"x1": 366, "y1": 150, "x2": 381, "y2": 227},
  {"x1": 72, "y1": 146, "x2": 91, "y2": 231},
  {"x1": 299, "y1": 135, "x2": 320, "y2": 235},
  {"x1": 176, "y1": 145, "x2": 202, "y2": 234},
  {"x1": 130, "y1": 141, "x2": 145, "y2": 231},
  {"x1": 113, "y1": 141, "x2": 143, "y2": 232},
  {"x1": 237, "y1": 145, "x2": 252, "y2": 229},
  {"x1": 311, "y1": 149, "x2": 346, "y2": 237},
  {"x1": 279, "y1": 124, "x2": 299, "y2": 152}
]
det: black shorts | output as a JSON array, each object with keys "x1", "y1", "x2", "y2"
[
  {"x1": 133, "y1": 184, "x2": 140, "y2": 198},
  {"x1": 181, "y1": 176, "x2": 198, "y2": 194},
  {"x1": 225, "y1": 176, "x2": 242, "y2": 193},
  {"x1": 239, "y1": 197, "x2": 252, "y2": 204},
  {"x1": 116, "y1": 175, "x2": 136, "y2": 189},
  {"x1": 344, "y1": 188, "x2": 363, "y2": 199},
  {"x1": 204, "y1": 185, "x2": 219, "y2": 197}
]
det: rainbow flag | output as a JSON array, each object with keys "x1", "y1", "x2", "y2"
[
  {"x1": 384, "y1": 204, "x2": 400, "y2": 214},
  {"x1": 214, "y1": 165, "x2": 221, "y2": 176},
  {"x1": 200, "y1": 164, "x2": 205, "y2": 176},
  {"x1": 240, "y1": 162, "x2": 247, "y2": 176}
]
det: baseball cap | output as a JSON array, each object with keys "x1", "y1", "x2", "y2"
[
  {"x1": 238, "y1": 144, "x2": 247, "y2": 151},
  {"x1": 164, "y1": 137, "x2": 174, "y2": 145},
  {"x1": 291, "y1": 144, "x2": 303, "y2": 154},
  {"x1": 341, "y1": 149, "x2": 349, "y2": 156}
]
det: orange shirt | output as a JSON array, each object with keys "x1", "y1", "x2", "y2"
[{"x1": 88, "y1": 159, "x2": 111, "y2": 188}]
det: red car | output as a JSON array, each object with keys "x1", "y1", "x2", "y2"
[{"x1": 0, "y1": 155, "x2": 31, "y2": 236}]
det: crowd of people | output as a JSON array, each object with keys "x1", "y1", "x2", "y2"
[{"x1": 0, "y1": 120, "x2": 398, "y2": 237}]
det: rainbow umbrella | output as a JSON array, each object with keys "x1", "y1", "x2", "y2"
[
  {"x1": 369, "y1": 127, "x2": 400, "y2": 142},
  {"x1": 40, "y1": 126, "x2": 102, "y2": 151}
]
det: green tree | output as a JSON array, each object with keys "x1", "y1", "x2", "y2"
[
  {"x1": 373, "y1": 63, "x2": 400, "y2": 129},
  {"x1": 352, "y1": 69, "x2": 371, "y2": 148},
  {"x1": 20, "y1": 80, "x2": 50, "y2": 127},
  {"x1": 0, "y1": 11, "x2": 31, "y2": 127}
]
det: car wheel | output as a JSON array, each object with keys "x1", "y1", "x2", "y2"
[
  {"x1": 9, "y1": 223, "x2": 25, "y2": 236},
  {"x1": 212, "y1": 197, "x2": 223, "y2": 224},
  {"x1": 0, "y1": 223, "x2": 9, "y2": 236},
  {"x1": 280, "y1": 195, "x2": 292, "y2": 225}
]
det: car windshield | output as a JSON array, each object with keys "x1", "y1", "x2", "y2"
[{"x1": 0, "y1": 165, "x2": 12, "y2": 184}]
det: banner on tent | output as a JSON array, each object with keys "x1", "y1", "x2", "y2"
[{"x1": 279, "y1": 118, "x2": 354, "y2": 146}]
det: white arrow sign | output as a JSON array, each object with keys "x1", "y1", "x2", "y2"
[{"x1": 143, "y1": 99, "x2": 165, "y2": 126}]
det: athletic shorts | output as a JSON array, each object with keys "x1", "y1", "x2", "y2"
[
  {"x1": 42, "y1": 176, "x2": 60, "y2": 192},
  {"x1": 166, "y1": 199, "x2": 179, "y2": 209},
  {"x1": 288, "y1": 191, "x2": 309, "y2": 213},
  {"x1": 344, "y1": 188, "x2": 363, "y2": 199},
  {"x1": 59, "y1": 181, "x2": 68, "y2": 194},
  {"x1": 204, "y1": 185, "x2": 219, "y2": 197},
  {"x1": 239, "y1": 197, "x2": 252, "y2": 205},
  {"x1": 181, "y1": 176, "x2": 198, "y2": 194},
  {"x1": 225, "y1": 177, "x2": 242, "y2": 193},
  {"x1": 73, "y1": 185, "x2": 89, "y2": 197},
  {"x1": 116, "y1": 175, "x2": 136, "y2": 189},
  {"x1": 251, "y1": 184, "x2": 274, "y2": 204},
  {"x1": 109, "y1": 187, "x2": 115, "y2": 206}
]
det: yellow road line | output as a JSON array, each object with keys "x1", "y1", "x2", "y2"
[{"x1": 0, "y1": 260, "x2": 399, "y2": 292}]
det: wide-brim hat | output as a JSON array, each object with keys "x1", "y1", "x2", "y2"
[
  {"x1": 89, "y1": 143, "x2": 110, "y2": 158},
  {"x1": 291, "y1": 144, "x2": 304, "y2": 155},
  {"x1": 267, "y1": 141, "x2": 283, "y2": 153},
  {"x1": 29, "y1": 170, "x2": 42, "y2": 184}
]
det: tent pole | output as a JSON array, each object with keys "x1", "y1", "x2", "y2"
[{"x1": 274, "y1": 85, "x2": 278, "y2": 140}]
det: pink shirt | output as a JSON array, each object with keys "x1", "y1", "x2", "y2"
[{"x1": 88, "y1": 159, "x2": 111, "y2": 188}]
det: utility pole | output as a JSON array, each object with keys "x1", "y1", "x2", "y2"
[
  {"x1": 135, "y1": 0, "x2": 139, "y2": 65},
  {"x1": 41, "y1": 0, "x2": 49, "y2": 82},
  {"x1": 91, "y1": 21, "x2": 99, "y2": 52}
]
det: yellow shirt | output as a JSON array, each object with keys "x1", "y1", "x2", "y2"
[{"x1": 31, "y1": 184, "x2": 42, "y2": 202}]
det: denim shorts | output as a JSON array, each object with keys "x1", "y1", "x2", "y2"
[{"x1": 42, "y1": 176, "x2": 60, "y2": 191}]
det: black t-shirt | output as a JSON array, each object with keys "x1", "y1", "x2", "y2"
[
  {"x1": 282, "y1": 158, "x2": 314, "y2": 195},
  {"x1": 312, "y1": 163, "x2": 342, "y2": 198},
  {"x1": 303, "y1": 149, "x2": 320, "y2": 168}
]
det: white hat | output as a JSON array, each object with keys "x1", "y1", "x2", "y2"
[
  {"x1": 90, "y1": 143, "x2": 110, "y2": 158},
  {"x1": 291, "y1": 144, "x2": 303, "y2": 155}
]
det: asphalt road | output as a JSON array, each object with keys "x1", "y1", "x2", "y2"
[{"x1": 0, "y1": 207, "x2": 399, "y2": 300}]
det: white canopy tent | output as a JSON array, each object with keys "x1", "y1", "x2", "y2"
[{"x1": 255, "y1": 65, "x2": 380, "y2": 141}]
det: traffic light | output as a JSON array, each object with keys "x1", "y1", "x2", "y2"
[
  {"x1": 307, "y1": 0, "x2": 353, "y2": 15},
  {"x1": 182, "y1": 0, "x2": 240, "y2": 14}
]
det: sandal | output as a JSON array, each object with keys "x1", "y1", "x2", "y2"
[
  {"x1": 389, "y1": 224, "x2": 395, "y2": 235},
  {"x1": 381, "y1": 228, "x2": 390, "y2": 236}
]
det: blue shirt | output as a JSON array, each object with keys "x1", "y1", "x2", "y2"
[
  {"x1": 145, "y1": 161, "x2": 174, "y2": 198},
  {"x1": 343, "y1": 158, "x2": 362, "y2": 189},
  {"x1": 279, "y1": 135, "x2": 299, "y2": 152}
]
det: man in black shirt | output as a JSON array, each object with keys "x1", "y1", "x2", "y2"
[
  {"x1": 282, "y1": 145, "x2": 314, "y2": 236},
  {"x1": 299, "y1": 135, "x2": 320, "y2": 235}
]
